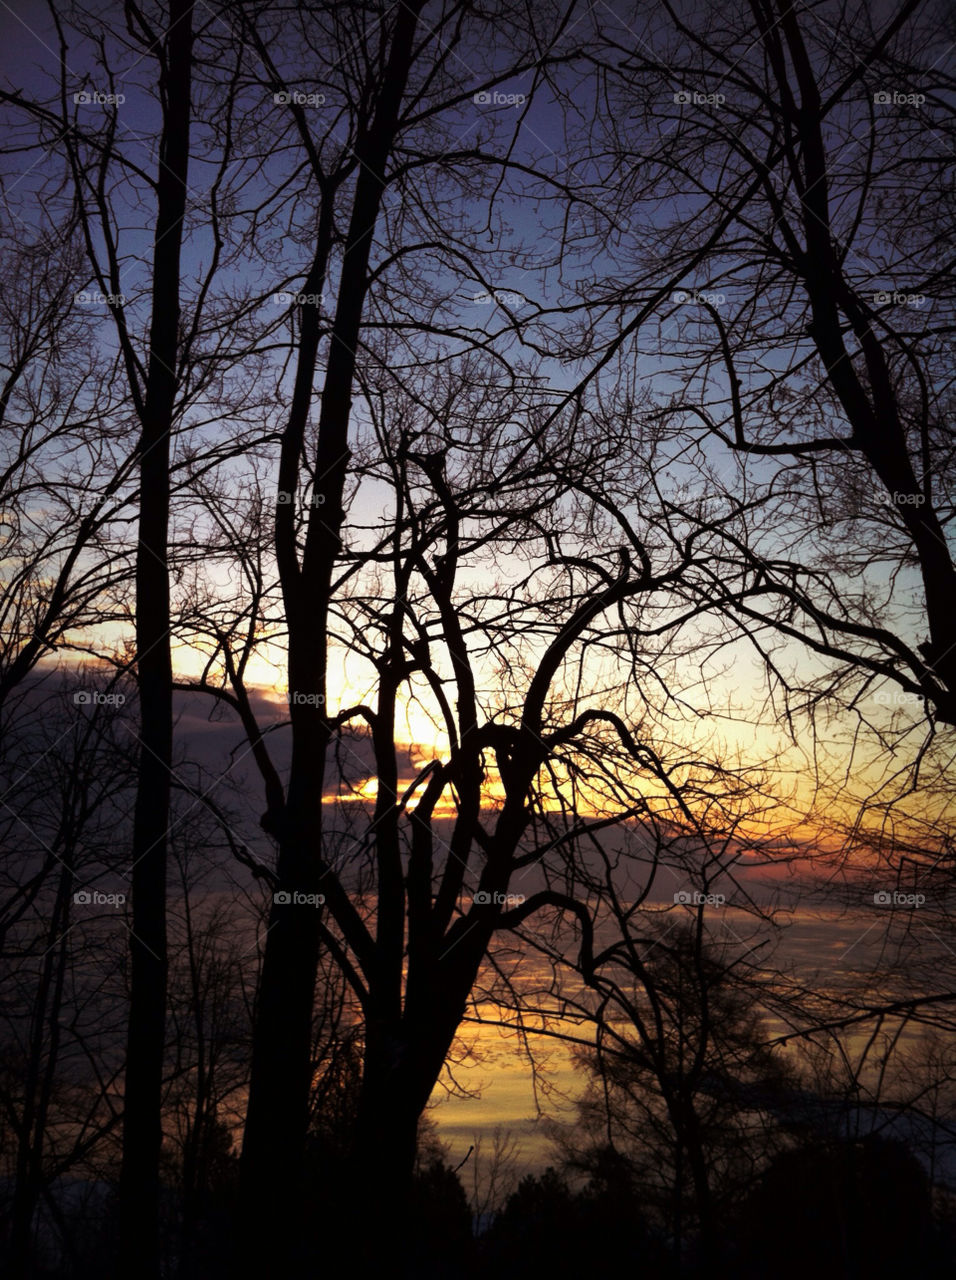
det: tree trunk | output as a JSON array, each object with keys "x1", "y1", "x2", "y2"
[
  {"x1": 344, "y1": 967, "x2": 483, "y2": 1267},
  {"x1": 238, "y1": 814, "x2": 324, "y2": 1278},
  {"x1": 118, "y1": 4, "x2": 193, "y2": 1276},
  {"x1": 345, "y1": 1028, "x2": 433, "y2": 1273},
  {"x1": 350, "y1": 1070, "x2": 421, "y2": 1264},
  {"x1": 237, "y1": 3, "x2": 426, "y2": 1271}
]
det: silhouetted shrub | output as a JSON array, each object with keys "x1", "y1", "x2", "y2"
[{"x1": 735, "y1": 1135, "x2": 938, "y2": 1279}]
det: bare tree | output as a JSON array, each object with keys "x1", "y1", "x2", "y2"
[
  {"x1": 554, "y1": 0, "x2": 955, "y2": 730},
  {"x1": 0, "y1": 676, "x2": 134, "y2": 1278},
  {"x1": 2, "y1": 3, "x2": 288, "y2": 1270},
  {"x1": 206, "y1": 334, "x2": 800, "y2": 1271},
  {"x1": 556, "y1": 921, "x2": 793, "y2": 1262},
  {"x1": 3, "y1": 3, "x2": 953, "y2": 1276},
  {"x1": 0, "y1": 212, "x2": 133, "y2": 707}
]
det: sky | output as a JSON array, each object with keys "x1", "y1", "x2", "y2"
[
  {"x1": 2, "y1": 0, "x2": 951, "y2": 862},
  {"x1": 1, "y1": 8, "x2": 954, "y2": 1238}
]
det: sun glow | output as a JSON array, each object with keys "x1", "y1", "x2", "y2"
[{"x1": 164, "y1": 615, "x2": 946, "y2": 854}]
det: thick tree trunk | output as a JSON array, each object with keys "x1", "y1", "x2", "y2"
[
  {"x1": 238, "y1": 812, "x2": 324, "y2": 1278},
  {"x1": 350, "y1": 1067, "x2": 421, "y2": 1240},
  {"x1": 345, "y1": 1034, "x2": 432, "y2": 1273},
  {"x1": 118, "y1": 4, "x2": 192, "y2": 1277},
  {"x1": 343, "y1": 969, "x2": 484, "y2": 1268},
  {"x1": 237, "y1": 3, "x2": 426, "y2": 1271}
]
